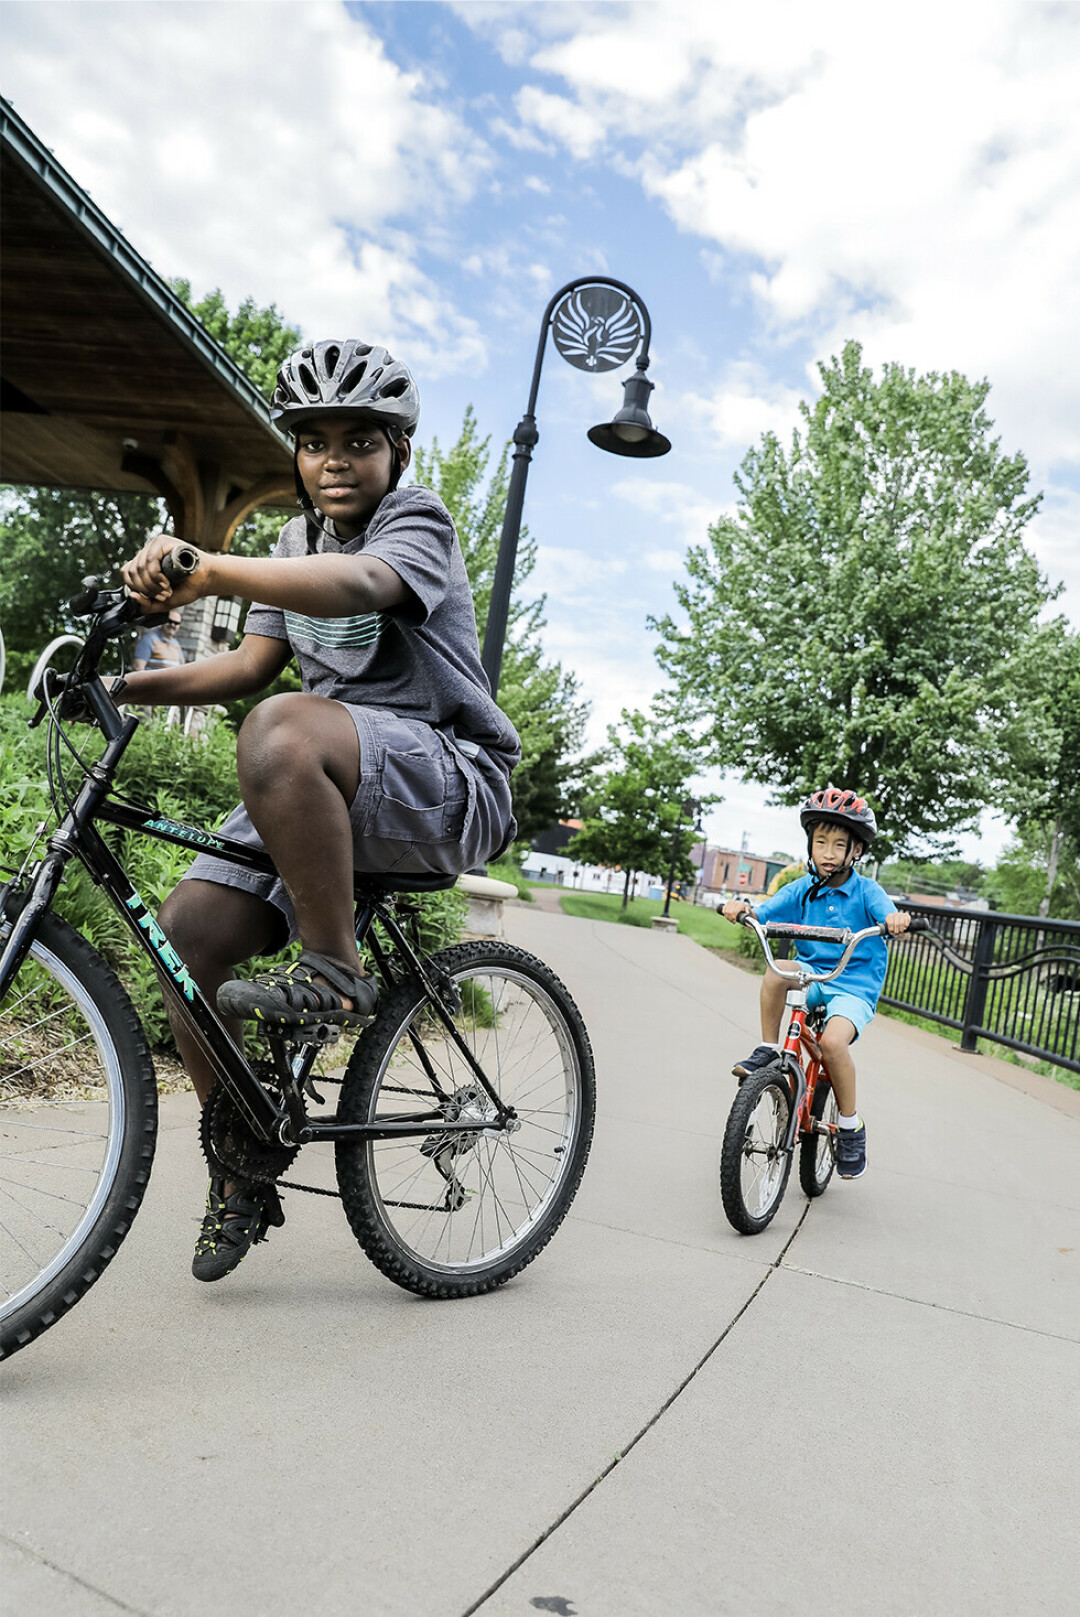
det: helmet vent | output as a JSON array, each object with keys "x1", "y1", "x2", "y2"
[
  {"x1": 297, "y1": 362, "x2": 318, "y2": 398},
  {"x1": 341, "y1": 361, "x2": 367, "y2": 393},
  {"x1": 324, "y1": 344, "x2": 340, "y2": 376},
  {"x1": 381, "y1": 377, "x2": 408, "y2": 398}
]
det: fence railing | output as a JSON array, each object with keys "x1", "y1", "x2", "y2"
[{"x1": 882, "y1": 901, "x2": 1080, "y2": 1073}]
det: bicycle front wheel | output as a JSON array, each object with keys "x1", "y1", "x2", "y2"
[
  {"x1": 719, "y1": 1063, "x2": 793, "y2": 1234},
  {"x1": 336, "y1": 941, "x2": 595, "y2": 1297},
  {"x1": 799, "y1": 1074, "x2": 838, "y2": 1198},
  {"x1": 1, "y1": 911, "x2": 157, "y2": 1359}
]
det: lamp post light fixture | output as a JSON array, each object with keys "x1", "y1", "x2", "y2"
[{"x1": 480, "y1": 277, "x2": 670, "y2": 699}]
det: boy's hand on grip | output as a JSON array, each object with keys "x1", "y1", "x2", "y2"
[
  {"x1": 723, "y1": 900, "x2": 753, "y2": 924},
  {"x1": 121, "y1": 534, "x2": 205, "y2": 610},
  {"x1": 884, "y1": 911, "x2": 911, "y2": 936}
]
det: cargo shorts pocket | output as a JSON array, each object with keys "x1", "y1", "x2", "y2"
[{"x1": 368, "y1": 720, "x2": 471, "y2": 845}]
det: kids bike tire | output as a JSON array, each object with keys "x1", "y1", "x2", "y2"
[
  {"x1": 335, "y1": 941, "x2": 595, "y2": 1298},
  {"x1": 719, "y1": 1062, "x2": 793, "y2": 1235},
  {"x1": 798, "y1": 1076, "x2": 838, "y2": 1198},
  {"x1": 0, "y1": 912, "x2": 158, "y2": 1360}
]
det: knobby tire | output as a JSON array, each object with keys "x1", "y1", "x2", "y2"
[
  {"x1": 335, "y1": 941, "x2": 595, "y2": 1297},
  {"x1": 0, "y1": 912, "x2": 157, "y2": 1359}
]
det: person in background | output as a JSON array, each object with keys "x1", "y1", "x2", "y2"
[{"x1": 133, "y1": 608, "x2": 186, "y2": 672}]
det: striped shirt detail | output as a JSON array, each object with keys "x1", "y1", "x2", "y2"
[{"x1": 283, "y1": 609, "x2": 386, "y2": 650}]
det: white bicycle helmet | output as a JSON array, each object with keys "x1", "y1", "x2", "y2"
[{"x1": 271, "y1": 340, "x2": 420, "y2": 437}]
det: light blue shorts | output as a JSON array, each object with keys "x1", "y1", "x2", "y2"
[{"x1": 806, "y1": 982, "x2": 876, "y2": 1041}]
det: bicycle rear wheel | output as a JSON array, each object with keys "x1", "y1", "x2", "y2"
[
  {"x1": 719, "y1": 1063, "x2": 793, "y2": 1234},
  {"x1": 799, "y1": 1073, "x2": 838, "y2": 1198},
  {"x1": 336, "y1": 941, "x2": 595, "y2": 1297},
  {"x1": 1, "y1": 911, "x2": 157, "y2": 1359}
]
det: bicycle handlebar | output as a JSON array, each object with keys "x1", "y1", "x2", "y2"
[
  {"x1": 66, "y1": 543, "x2": 199, "y2": 620},
  {"x1": 30, "y1": 545, "x2": 202, "y2": 730},
  {"x1": 735, "y1": 909, "x2": 928, "y2": 986}
]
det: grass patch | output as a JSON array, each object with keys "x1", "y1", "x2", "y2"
[
  {"x1": 555, "y1": 889, "x2": 746, "y2": 948},
  {"x1": 488, "y1": 860, "x2": 534, "y2": 901}
]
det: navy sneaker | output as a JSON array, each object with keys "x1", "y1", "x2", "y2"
[
  {"x1": 732, "y1": 1044, "x2": 781, "y2": 1083},
  {"x1": 835, "y1": 1122, "x2": 867, "y2": 1179}
]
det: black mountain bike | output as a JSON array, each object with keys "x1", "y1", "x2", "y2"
[{"x1": 0, "y1": 566, "x2": 595, "y2": 1359}]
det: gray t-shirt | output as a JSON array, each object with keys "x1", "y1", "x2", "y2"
[{"x1": 242, "y1": 487, "x2": 520, "y2": 773}]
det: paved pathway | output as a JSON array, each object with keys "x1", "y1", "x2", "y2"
[{"x1": 3, "y1": 907, "x2": 1078, "y2": 1616}]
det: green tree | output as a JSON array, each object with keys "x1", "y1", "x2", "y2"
[
  {"x1": 568, "y1": 708, "x2": 716, "y2": 907},
  {"x1": 876, "y1": 857, "x2": 987, "y2": 898},
  {"x1": 984, "y1": 825, "x2": 1080, "y2": 921},
  {"x1": 169, "y1": 280, "x2": 300, "y2": 398},
  {"x1": 996, "y1": 627, "x2": 1080, "y2": 916},
  {"x1": 652, "y1": 342, "x2": 1053, "y2": 858},
  {"x1": 413, "y1": 409, "x2": 595, "y2": 842},
  {"x1": 0, "y1": 488, "x2": 164, "y2": 687}
]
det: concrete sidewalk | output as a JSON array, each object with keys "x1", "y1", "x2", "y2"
[{"x1": 3, "y1": 907, "x2": 1078, "y2": 1616}]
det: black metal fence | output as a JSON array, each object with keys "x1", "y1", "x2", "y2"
[{"x1": 882, "y1": 901, "x2": 1080, "y2": 1074}]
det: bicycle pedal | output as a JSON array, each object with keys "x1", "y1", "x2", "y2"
[
  {"x1": 271, "y1": 1022, "x2": 341, "y2": 1049},
  {"x1": 306, "y1": 1023, "x2": 342, "y2": 1047}
]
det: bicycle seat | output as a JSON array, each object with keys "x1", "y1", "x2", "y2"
[{"x1": 353, "y1": 871, "x2": 459, "y2": 897}]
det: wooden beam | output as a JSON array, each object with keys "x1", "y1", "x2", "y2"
[{"x1": 213, "y1": 475, "x2": 297, "y2": 552}]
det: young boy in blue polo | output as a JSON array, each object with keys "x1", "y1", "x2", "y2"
[{"x1": 723, "y1": 789, "x2": 910, "y2": 1179}]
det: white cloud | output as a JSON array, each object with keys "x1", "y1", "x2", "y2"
[
  {"x1": 1028, "y1": 484, "x2": 1080, "y2": 623},
  {"x1": 515, "y1": 86, "x2": 604, "y2": 160},
  {"x1": 2, "y1": 1, "x2": 488, "y2": 373},
  {"x1": 482, "y1": 2, "x2": 1080, "y2": 470},
  {"x1": 641, "y1": 549, "x2": 686, "y2": 573},
  {"x1": 681, "y1": 363, "x2": 806, "y2": 452}
]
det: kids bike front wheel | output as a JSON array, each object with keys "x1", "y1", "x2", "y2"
[
  {"x1": 0, "y1": 911, "x2": 158, "y2": 1358},
  {"x1": 335, "y1": 941, "x2": 595, "y2": 1298},
  {"x1": 799, "y1": 1076, "x2": 838, "y2": 1198},
  {"x1": 719, "y1": 1063, "x2": 793, "y2": 1234}
]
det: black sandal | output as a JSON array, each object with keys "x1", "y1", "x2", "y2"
[
  {"x1": 191, "y1": 1178, "x2": 285, "y2": 1283},
  {"x1": 216, "y1": 950, "x2": 378, "y2": 1029}
]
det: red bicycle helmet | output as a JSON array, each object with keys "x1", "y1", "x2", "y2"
[{"x1": 799, "y1": 788, "x2": 878, "y2": 852}]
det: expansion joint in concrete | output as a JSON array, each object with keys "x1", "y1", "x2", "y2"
[
  {"x1": 462, "y1": 1203, "x2": 811, "y2": 1616},
  {"x1": 0, "y1": 1532, "x2": 154, "y2": 1617}
]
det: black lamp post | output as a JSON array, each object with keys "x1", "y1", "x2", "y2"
[
  {"x1": 663, "y1": 797, "x2": 701, "y2": 918},
  {"x1": 481, "y1": 277, "x2": 670, "y2": 699}
]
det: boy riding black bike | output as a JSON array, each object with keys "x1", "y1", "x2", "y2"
[
  {"x1": 114, "y1": 340, "x2": 520, "y2": 1280},
  {"x1": 723, "y1": 789, "x2": 910, "y2": 1180}
]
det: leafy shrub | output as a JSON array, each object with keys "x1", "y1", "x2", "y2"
[
  {"x1": 488, "y1": 858, "x2": 534, "y2": 901},
  {"x1": 1, "y1": 696, "x2": 466, "y2": 1051}
]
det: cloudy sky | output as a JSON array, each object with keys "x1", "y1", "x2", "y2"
[{"x1": 4, "y1": 1, "x2": 1078, "y2": 861}]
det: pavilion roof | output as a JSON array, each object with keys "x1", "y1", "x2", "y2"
[{"x1": 1, "y1": 97, "x2": 293, "y2": 540}]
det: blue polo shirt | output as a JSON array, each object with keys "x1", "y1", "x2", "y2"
[{"x1": 755, "y1": 870, "x2": 897, "y2": 1007}]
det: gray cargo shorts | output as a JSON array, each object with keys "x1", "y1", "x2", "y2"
[{"x1": 183, "y1": 703, "x2": 516, "y2": 944}]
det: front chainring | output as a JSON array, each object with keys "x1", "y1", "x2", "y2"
[{"x1": 200, "y1": 1076, "x2": 300, "y2": 1183}]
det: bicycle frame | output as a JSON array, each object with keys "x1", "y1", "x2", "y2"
[
  {"x1": 738, "y1": 914, "x2": 886, "y2": 1156},
  {"x1": 1, "y1": 674, "x2": 514, "y2": 1153},
  {"x1": 776, "y1": 987, "x2": 831, "y2": 1156}
]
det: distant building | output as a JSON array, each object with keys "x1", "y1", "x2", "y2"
[{"x1": 693, "y1": 844, "x2": 793, "y2": 899}]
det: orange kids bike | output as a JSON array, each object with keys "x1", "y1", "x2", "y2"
[{"x1": 719, "y1": 911, "x2": 925, "y2": 1233}]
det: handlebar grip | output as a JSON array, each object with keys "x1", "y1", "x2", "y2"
[
  {"x1": 67, "y1": 575, "x2": 104, "y2": 615},
  {"x1": 161, "y1": 544, "x2": 199, "y2": 584},
  {"x1": 764, "y1": 922, "x2": 851, "y2": 943},
  {"x1": 905, "y1": 916, "x2": 930, "y2": 933}
]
